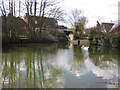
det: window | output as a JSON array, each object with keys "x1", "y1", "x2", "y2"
[{"x1": 35, "y1": 20, "x2": 37, "y2": 24}]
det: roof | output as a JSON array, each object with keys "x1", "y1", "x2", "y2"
[
  {"x1": 101, "y1": 23, "x2": 114, "y2": 25},
  {"x1": 24, "y1": 16, "x2": 58, "y2": 28},
  {"x1": 109, "y1": 20, "x2": 120, "y2": 33},
  {"x1": 56, "y1": 25, "x2": 68, "y2": 29},
  {"x1": 101, "y1": 23, "x2": 114, "y2": 32},
  {"x1": 109, "y1": 24, "x2": 120, "y2": 33}
]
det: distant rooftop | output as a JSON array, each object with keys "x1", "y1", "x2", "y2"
[
  {"x1": 101, "y1": 22, "x2": 114, "y2": 25},
  {"x1": 101, "y1": 22, "x2": 114, "y2": 32}
]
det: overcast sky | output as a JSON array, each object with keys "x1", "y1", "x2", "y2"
[
  {"x1": 58, "y1": 0, "x2": 119, "y2": 28},
  {"x1": 2, "y1": 0, "x2": 119, "y2": 28}
]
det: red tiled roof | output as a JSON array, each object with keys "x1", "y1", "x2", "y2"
[{"x1": 110, "y1": 24, "x2": 120, "y2": 33}]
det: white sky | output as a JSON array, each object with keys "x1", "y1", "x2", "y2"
[
  {"x1": 2, "y1": 0, "x2": 119, "y2": 28},
  {"x1": 58, "y1": 0, "x2": 120, "y2": 28}
]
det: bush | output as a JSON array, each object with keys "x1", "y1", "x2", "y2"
[
  {"x1": 89, "y1": 28, "x2": 120, "y2": 47},
  {"x1": 89, "y1": 29, "x2": 105, "y2": 45},
  {"x1": 108, "y1": 33, "x2": 120, "y2": 47}
]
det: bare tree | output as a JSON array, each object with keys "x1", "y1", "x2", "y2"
[
  {"x1": 19, "y1": 0, "x2": 21, "y2": 17},
  {"x1": 33, "y1": 0, "x2": 37, "y2": 35},
  {"x1": 47, "y1": 6, "x2": 65, "y2": 21},
  {"x1": 67, "y1": 9, "x2": 88, "y2": 28},
  {"x1": 34, "y1": 0, "x2": 37, "y2": 16},
  {"x1": 19, "y1": 0, "x2": 63, "y2": 40},
  {"x1": 30, "y1": 0, "x2": 33, "y2": 15},
  {"x1": 10, "y1": 0, "x2": 13, "y2": 16},
  {"x1": 0, "y1": 0, "x2": 65, "y2": 42},
  {"x1": 68, "y1": 9, "x2": 82, "y2": 27},
  {"x1": 25, "y1": 0, "x2": 30, "y2": 34},
  {"x1": 78, "y1": 16, "x2": 88, "y2": 28},
  {"x1": 37, "y1": 0, "x2": 62, "y2": 33},
  {"x1": 39, "y1": 0, "x2": 47, "y2": 33},
  {"x1": 9, "y1": 0, "x2": 11, "y2": 13},
  {"x1": 14, "y1": 0, "x2": 15, "y2": 16},
  {"x1": 0, "y1": 0, "x2": 6, "y2": 16}
]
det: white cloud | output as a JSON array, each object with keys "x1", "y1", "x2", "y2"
[{"x1": 58, "y1": 0, "x2": 119, "y2": 28}]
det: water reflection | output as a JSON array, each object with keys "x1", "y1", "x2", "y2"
[
  {"x1": 89, "y1": 46, "x2": 118, "y2": 80},
  {"x1": 0, "y1": 52, "x2": 2, "y2": 89},
  {"x1": 1, "y1": 43, "x2": 119, "y2": 88}
]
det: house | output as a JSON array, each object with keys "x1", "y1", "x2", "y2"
[
  {"x1": 24, "y1": 16, "x2": 58, "y2": 31},
  {"x1": 15, "y1": 17, "x2": 27, "y2": 34},
  {"x1": 56, "y1": 25, "x2": 68, "y2": 32},
  {"x1": 2, "y1": 15, "x2": 27, "y2": 35},
  {"x1": 101, "y1": 23, "x2": 114, "y2": 33},
  {"x1": 109, "y1": 24, "x2": 120, "y2": 34},
  {"x1": 109, "y1": 20, "x2": 120, "y2": 34}
]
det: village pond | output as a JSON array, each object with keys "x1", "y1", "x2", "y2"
[{"x1": 0, "y1": 43, "x2": 119, "y2": 88}]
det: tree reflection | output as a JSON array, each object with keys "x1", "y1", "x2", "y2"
[
  {"x1": 1, "y1": 43, "x2": 64, "y2": 88},
  {"x1": 89, "y1": 45, "x2": 119, "y2": 67},
  {"x1": 73, "y1": 45, "x2": 84, "y2": 62}
]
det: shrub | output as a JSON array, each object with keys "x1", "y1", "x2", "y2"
[
  {"x1": 89, "y1": 28, "x2": 120, "y2": 47},
  {"x1": 89, "y1": 28, "x2": 105, "y2": 45},
  {"x1": 108, "y1": 33, "x2": 120, "y2": 47}
]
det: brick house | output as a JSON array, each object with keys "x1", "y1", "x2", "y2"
[{"x1": 24, "y1": 16, "x2": 58, "y2": 32}]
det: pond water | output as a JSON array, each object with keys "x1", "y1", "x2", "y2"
[{"x1": 0, "y1": 43, "x2": 119, "y2": 88}]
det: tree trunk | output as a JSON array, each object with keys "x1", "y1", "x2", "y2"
[
  {"x1": 19, "y1": 0, "x2": 21, "y2": 17},
  {"x1": 9, "y1": 0, "x2": 11, "y2": 13},
  {"x1": 14, "y1": 0, "x2": 15, "y2": 16},
  {"x1": 11, "y1": 0, "x2": 13, "y2": 16},
  {"x1": 39, "y1": 0, "x2": 46, "y2": 34},
  {"x1": 33, "y1": 0, "x2": 37, "y2": 36}
]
